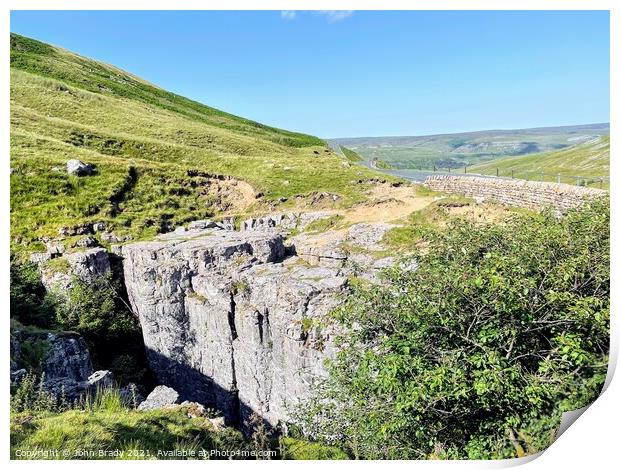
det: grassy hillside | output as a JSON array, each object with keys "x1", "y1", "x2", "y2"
[
  {"x1": 465, "y1": 135, "x2": 609, "y2": 187},
  {"x1": 10, "y1": 33, "x2": 388, "y2": 253},
  {"x1": 340, "y1": 146, "x2": 363, "y2": 163},
  {"x1": 330, "y1": 123, "x2": 610, "y2": 170}
]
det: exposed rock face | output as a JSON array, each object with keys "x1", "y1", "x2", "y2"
[
  {"x1": 74, "y1": 236, "x2": 99, "y2": 248},
  {"x1": 347, "y1": 223, "x2": 395, "y2": 250},
  {"x1": 188, "y1": 219, "x2": 219, "y2": 231},
  {"x1": 42, "y1": 332, "x2": 94, "y2": 383},
  {"x1": 122, "y1": 229, "x2": 348, "y2": 426},
  {"x1": 40, "y1": 247, "x2": 110, "y2": 293},
  {"x1": 240, "y1": 213, "x2": 299, "y2": 232},
  {"x1": 10, "y1": 330, "x2": 112, "y2": 401},
  {"x1": 58, "y1": 224, "x2": 94, "y2": 237},
  {"x1": 66, "y1": 159, "x2": 95, "y2": 176},
  {"x1": 232, "y1": 262, "x2": 346, "y2": 425},
  {"x1": 289, "y1": 222, "x2": 395, "y2": 269},
  {"x1": 100, "y1": 232, "x2": 131, "y2": 243},
  {"x1": 44, "y1": 240, "x2": 65, "y2": 257},
  {"x1": 240, "y1": 212, "x2": 332, "y2": 233}
]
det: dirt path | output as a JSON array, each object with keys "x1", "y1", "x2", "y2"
[{"x1": 337, "y1": 184, "x2": 434, "y2": 225}]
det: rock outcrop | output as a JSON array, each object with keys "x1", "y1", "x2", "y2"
[
  {"x1": 137, "y1": 385, "x2": 180, "y2": 411},
  {"x1": 42, "y1": 332, "x2": 94, "y2": 383},
  {"x1": 38, "y1": 247, "x2": 111, "y2": 294},
  {"x1": 10, "y1": 330, "x2": 113, "y2": 401},
  {"x1": 239, "y1": 212, "x2": 332, "y2": 233},
  {"x1": 122, "y1": 228, "x2": 348, "y2": 426}
]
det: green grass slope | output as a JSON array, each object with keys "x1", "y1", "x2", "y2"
[
  {"x1": 465, "y1": 135, "x2": 609, "y2": 187},
  {"x1": 10, "y1": 33, "x2": 386, "y2": 253},
  {"x1": 11, "y1": 407, "x2": 247, "y2": 460},
  {"x1": 10, "y1": 391, "x2": 348, "y2": 460}
]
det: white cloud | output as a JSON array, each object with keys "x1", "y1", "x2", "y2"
[
  {"x1": 315, "y1": 10, "x2": 354, "y2": 22},
  {"x1": 281, "y1": 11, "x2": 297, "y2": 20},
  {"x1": 280, "y1": 10, "x2": 354, "y2": 22}
]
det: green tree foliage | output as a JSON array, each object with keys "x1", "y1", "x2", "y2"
[
  {"x1": 54, "y1": 272, "x2": 137, "y2": 339},
  {"x1": 109, "y1": 354, "x2": 147, "y2": 386},
  {"x1": 10, "y1": 259, "x2": 55, "y2": 327},
  {"x1": 10, "y1": 258, "x2": 147, "y2": 384},
  {"x1": 53, "y1": 273, "x2": 148, "y2": 384},
  {"x1": 300, "y1": 199, "x2": 609, "y2": 459}
]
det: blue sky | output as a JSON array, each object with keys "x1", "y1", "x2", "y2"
[{"x1": 11, "y1": 10, "x2": 609, "y2": 138}]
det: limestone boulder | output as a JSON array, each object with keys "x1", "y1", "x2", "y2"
[
  {"x1": 138, "y1": 385, "x2": 180, "y2": 411},
  {"x1": 66, "y1": 159, "x2": 95, "y2": 176}
]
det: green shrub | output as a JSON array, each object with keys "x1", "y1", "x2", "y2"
[
  {"x1": 299, "y1": 199, "x2": 609, "y2": 459},
  {"x1": 11, "y1": 372, "x2": 64, "y2": 413},
  {"x1": 54, "y1": 272, "x2": 137, "y2": 339},
  {"x1": 15, "y1": 338, "x2": 50, "y2": 372},
  {"x1": 10, "y1": 259, "x2": 55, "y2": 328}
]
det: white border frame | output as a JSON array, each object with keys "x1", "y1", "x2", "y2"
[{"x1": 1, "y1": 2, "x2": 616, "y2": 469}]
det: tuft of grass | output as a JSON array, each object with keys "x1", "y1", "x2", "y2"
[
  {"x1": 383, "y1": 204, "x2": 447, "y2": 249},
  {"x1": 81, "y1": 387, "x2": 126, "y2": 413},
  {"x1": 383, "y1": 195, "x2": 475, "y2": 251},
  {"x1": 280, "y1": 438, "x2": 349, "y2": 460},
  {"x1": 304, "y1": 214, "x2": 344, "y2": 233}
]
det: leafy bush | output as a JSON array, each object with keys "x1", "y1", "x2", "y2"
[
  {"x1": 54, "y1": 272, "x2": 136, "y2": 338},
  {"x1": 299, "y1": 199, "x2": 609, "y2": 459},
  {"x1": 52, "y1": 273, "x2": 149, "y2": 382},
  {"x1": 15, "y1": 338, "x2": 50, "y2": 372},
  {"x1": 11, "y1": 372, "x2": 65, "y2": 413},
  {"x1": 10, "y1": 259, "x2": 55, "y2": 328}
]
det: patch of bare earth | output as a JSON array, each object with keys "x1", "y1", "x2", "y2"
[
  {"x1": 342, "y1": 183, "x2": 434, "y2": 224},
  {"x1": 291, "y1": 183, "x2": 435, "y2": 250},
  {"x1": 440, "y1": 200, "x2": 514, "y2": 224},
  {"x1": 202, "y1": 177, "x2": 257, "y2": 213}
]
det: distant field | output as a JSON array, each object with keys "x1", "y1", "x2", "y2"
[
  {"x1": 463, "y1": 136, "x2": 610, "y2": 188},
  {"x1": 329, "y1": 123, "x2": 610, "y2": 170}
]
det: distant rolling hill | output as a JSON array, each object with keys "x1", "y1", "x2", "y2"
[
  {"x1": 329, "y1": 123, "x2": 610, "y2": 170},
  {"x1": 465, "y1": 135, "x2": 610, "y2": 188}
]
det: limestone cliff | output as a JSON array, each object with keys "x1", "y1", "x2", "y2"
[{"x1": 121, "y1": 228, "x2": 349, "y2": 426}]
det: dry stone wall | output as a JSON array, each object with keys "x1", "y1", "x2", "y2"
[{"x1": 424, "y1": 175, "x2": 606, "y2": 211}]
